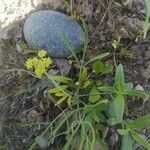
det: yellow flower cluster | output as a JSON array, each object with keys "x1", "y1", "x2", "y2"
[{"x1": 26, "y1": 50, "x2": 52, "y2": 78}]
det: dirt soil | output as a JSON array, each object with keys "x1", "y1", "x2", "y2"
[{"x1": 0, "y1": 0, "x2": 150, "y2": 149}]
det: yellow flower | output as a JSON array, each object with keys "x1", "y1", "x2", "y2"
[
  {"x1": 38, "y1": 50, "x2": 47, "y2": 58},
  {"x1": 35, "y1": 67, "x2": 46, "y2": 78},
  {"x1": 35, "y1": 59, "x2": 46, "y2": 78},
  {"x1": 26, "y1": 58, "x2": 33, "y2": 70},
  {"x1": 43, "y1": 57, "x2": 52, "y2": 68},
  {"x1": 26, "y1": 50, "x2": 52, "y2": 78},
  {"x1": 32, "y1": 57, "x2": 38, "y2": 68}
]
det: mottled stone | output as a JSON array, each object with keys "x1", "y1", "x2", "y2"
[
  {"x1": 23, "y1": 10, "x2": 84, "y2": 58},
  {"x1": 37, "y1": 136, "x2": 49, "y2": 149}
]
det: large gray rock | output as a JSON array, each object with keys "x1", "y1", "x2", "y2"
[{"x1": 23, "y1": 10, "x2": 84, "y2": 58}]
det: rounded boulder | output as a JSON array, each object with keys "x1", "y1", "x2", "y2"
[{"x1": 23, "y1": 10, "x2": 84, "y2": 58}]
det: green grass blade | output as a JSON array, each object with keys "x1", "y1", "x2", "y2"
[
  {"x1": 59, "y1": 32, "x2": 80, "y2": 66},
  {"x1": 143, "y1": 23, "x2": 150, "y2": 39},
  {"x1": 84, "y1": 53, "x2": 110, "y2": 66},
  {"x1": 51, "y1": 75, "x2": 71, "y2": 84},
  {"x1": 81, "y1": 19, "x2": 89, "y2": 64},
  {"x1": 143, "y1": 0, "x2": 150, "y2": 38},
  {"x1": 48, "y1": 85, "x2": 69, "y2": 94},
  {"x1": 145, "y1": 0, "x2": 150, "y2": 23}
]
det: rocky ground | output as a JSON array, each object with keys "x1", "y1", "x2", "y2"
[{"x1": 0, "y1": 0, "x2": 150, "y2": 149}]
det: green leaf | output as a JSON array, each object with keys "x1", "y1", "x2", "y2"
[
  {"x1": 130, "y1": 130, "x2": 150, "y2": 150},
  {"x1": 91, "y1": 112, "x2": 106, "y2": 123},
  {"x1": 84, "y1": 114, "x2": 93, "y2": 123},
  {"x1": 51, "y1": 75, "x2": 71, "y2": 84},
  {"x1": 112, "y1": 39, "x2": 120, "y2": 50},
  {"x1": 114, "y1": 94, "x2": 125, "y2": 122},
  {"x1": 113, "y1": 1, "x2": 122, "y2": 8},
  {"x1": 82, "y1": 80, "x2": 91, "y2": 88},
  {"x1": 98, "y1": 113, "x2": 106, "y2": 123},
  {"x1": 125, "y1": 83, "x2": 134, "y2": 91},
  {"x1": 91, "y1": 112, "x2": 100, "y2": 123},
  {"x1": 124, "y1": 90, "x2": 148, "y2": 98},
  {"x1": 106, "y1": 100, "x2": 116, "y2": 118},
  {"x1": 83, "y1": 114, "x2": 93, "y2": 134},
  {"x1": 59, "y1": 32, "x2": 80, "y2": 65},
  {"x1": 48, "y1": 85, "x2": 69, "y2": 94},
  {"x1": 143, "y1": 23, "x2": 150, "y2": 39},
  {"x1": 85, "y1": 100, "x2": 109, "y2": 114},
  {"x1": 98, "y1": 138, "x2": 108, "y2": 150},
  {"x1": 117, "y1": 129, "x2": 129, "y2": 136},
  {"x1": 115, "y1": 64, "x2": 125, "y2": 92},
  {"x1": 55, "y1": 96, "x2": 68, "y2": 105},
  {"x1": 97, "y1": 86, "x2": 116, "y2": 93},
  {"x1": 95, "y1": 135, "x2": 108, "y2": 150},
  {"x1": 84, "y1": 53, "x2": 110, "y2": 66},
  {"x1": 143, "y1": 0, "x2": 150, "y2": 38},
  {"x1": 93, "y1": 61, "x2": 105, "y2": 74},
  {"x1": 89, "y1": 87, "x2": 101, "y2": 103},
  {"x1": 127, "y1": 114, "x2": 150, "y2": 129},
  {"x1": 80, "y1": 67, "x2": 88, "y2": 81},
  {"x1": 107, "y1": 118, "x2": 120, "y2": 126},
  {"x1": 145, "y1": 0, "x2": 150, "y2": 23},
  {"x1": 121, "y1": 134, "x2": 133, "y2": 150},
  {"x1": 102, "y1": 64, "x2": 113, "y2": 75},
  {"x1": 64, "y1": 0, "x2": 72, "y2": 13}
]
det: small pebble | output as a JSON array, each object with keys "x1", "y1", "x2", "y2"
[
  {"x1": 134, "y1": 84, "x2": 144, "y2": 91},
  {"x1": 37, "y1": 136, "x2": 49, "y2": 149}
]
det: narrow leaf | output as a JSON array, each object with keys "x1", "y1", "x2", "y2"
[
  {"x1": 97, "y1": 86, "x2": 116, "y2": 93},
  {"x1": 124, "y1": 90, "x2": 148, "y2": 98},
  {"x1": 143, "y1": 23, "x2": 150, "y2": 39},
  {"x1": 130, "y1": 130, "x2": 150, "y2": 150},
  {"x1": 115, "y1": 64, "x2": 125, "y2": 92},
  {"x1": 48, "y1": 85, "x2": 69, "y2": 94},
  {"x1": 67, "y1": 96, "x2": 72, "y2": 106},
  {"x1": 97, "y1": 138, "x2": 108, "y2": 150},
  {"x1": 121, "y1": 134, "x2": 133, "y2": 150},
  {"x1": 145, "y1": 0, "x2": 150, "y2": 23},
  {"x1": 127, "y1": 114, "x2": 150, "y2": 129},
  {"x1": 107, "y1": 118, "x2": 120, "y2": 126},
  {"x1": 51, "y1": 75, "x2": 71, "y2": 84},
  {"x1": 85, "y1": 53, "x2": 110, "y2": 66},
  {"x1": 64, "y1": 0, "x2": 72, "y2": 13},
  {"x1": 106, "y1": 100, "x2": 116, "y2": 118},
  {"x1": 55, "y1": 92, "x2": 65, "y2": 97},
  {"x1": 55, "y1": 96, "x2": 68, "y2": 105},
  {"x1": 85, "y1": 100, "x2": 109, "y2": 114},
  {"x1": 82, "y1": 80, "x2": 91, "y2": 88},
  {"x1": 143, "y1": 0, "x2": 150, "y2": 38},
  {"x1": 80, "y1": 67, "x2": 88, "y2": 81},
  {"x1": 117, "y1": 129, "x2": 129, "y2": 136},
  {"x1": 59, "y1": 32, "x2": 80, "y2": 65},
  {"x1": 114, "y1": 94, "x2": 125, "y2": 122}
]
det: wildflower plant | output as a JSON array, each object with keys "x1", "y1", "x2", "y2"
[
  {"x1": 24, "y1": 20, "x2": 150, "y2": 150},
  {"x1": 25, "y1": 50, "x2": 52, "y2": 78}
]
